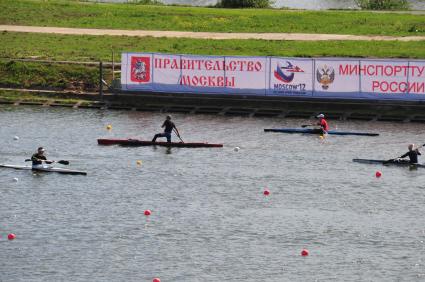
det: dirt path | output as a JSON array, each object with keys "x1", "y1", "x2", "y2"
[{"x1": 1, "y1": 25, "x2": 424, "y2": 41}]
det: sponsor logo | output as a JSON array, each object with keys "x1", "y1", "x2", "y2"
[
  {"x1": 274, "y1": 61, "x2": 304, "y2": 83},
  {"x1": 273, "y1": 61, "x2": 307, "y2": 94},
  {"x1": 131, "y1": 56, "x2": 150, "y2": 83},
  {"x1": 316, "y1": 65, "x2": 335, "y2": 90}
]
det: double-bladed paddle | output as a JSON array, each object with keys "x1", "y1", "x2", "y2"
[
  {"x1": 301, "y1": 124, "x2": 312, "y2": 128},
  {"x1": 301, "y1": 124, "x2": 327, "y2": 135},
  {"x1": 383, "y1": 143, "x2": 425, "y2": 164},
  {"x1": 302, "y1": 124, "x2": 323, "y2": 129},
  {"x1": 25, "y1": 159, "x2": 70, "y2": 165}
]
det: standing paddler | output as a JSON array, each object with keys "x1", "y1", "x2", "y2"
[{"x1": 152, "y1": 115, "x2": 182, "y2": 143}]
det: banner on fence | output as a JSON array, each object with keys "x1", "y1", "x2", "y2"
[{"x1": 121, "y1": 53, "x2": 425, "y2": 100}]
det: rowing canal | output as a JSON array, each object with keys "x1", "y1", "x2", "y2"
[{"x1": 1, "y1": 105, "x2": 424, "y2": 281}]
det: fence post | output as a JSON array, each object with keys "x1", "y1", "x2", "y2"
[
  {"x1": 112, "y1": 50, "x2": 115, "y2": 81},
  {"x1": 99, "y1": 61, "x2": 103, "y2": 101}
]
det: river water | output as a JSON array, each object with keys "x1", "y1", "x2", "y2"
[
  {"x1": 94, "y1": 0, "x2": 425, "y2": 10},
  {"x1": 0, "y1": 105, "x2": 424, "y2": 281}
]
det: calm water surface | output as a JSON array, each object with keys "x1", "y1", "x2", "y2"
[
  {"x1": 95, "y1": 0, "x2": 425, "y2": 10},
  {"x1": 0, "y1": 106, "x2": 424, "y2": 281}
]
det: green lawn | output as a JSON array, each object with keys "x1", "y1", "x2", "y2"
[
  {"x1": 1, "y1": 0, "x2": 424, "y2": 36},
  {"x1": 1, "y1": 32, "x2": 424, "y2": 60},
  {"x1": 1, "y1": 23, "x2": 423, "y2": 92}
]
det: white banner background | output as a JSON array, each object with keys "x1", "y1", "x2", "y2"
[
  {"x1": 225, "y1": 56, "x2": 267, "y2": 91},
  {"x1": 314, "y1": 59, "x2": 359, "y2": 95},
  {"x1": 407, "y1": 61, "x2": 425, "y2": 95},
  {"x1": 360, "y1": 60, "x2": 409, "y2": 95}
]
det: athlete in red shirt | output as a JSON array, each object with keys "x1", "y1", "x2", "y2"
[{"x1": 316, "y1": 114, "x2": 329, "y2": 134}]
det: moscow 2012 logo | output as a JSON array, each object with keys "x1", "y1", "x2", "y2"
[
  {"x1": 274, "y1": 61, "x2": 304, "y2": 83},
  {"x1": 131, "y1": 56, "x2": 150, "y2": 83}
]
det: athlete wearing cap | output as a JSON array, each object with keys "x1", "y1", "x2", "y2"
[
  {"x1": 399, "y1": 144, "x2": 421, "y2": 164},
  {"x1": 316, "y1": 114, "x2": 329, "y2": 134},
  {"x1": 31, "y1": 147, "x2": 50, "y2": 166},
  {"x1": 152, "y1": 115, "x2": 181, "y2": 143}
]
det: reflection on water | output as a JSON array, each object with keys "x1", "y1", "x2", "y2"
[{"x1": 95, "y1": 0, "x2": 425, "y2": 10}]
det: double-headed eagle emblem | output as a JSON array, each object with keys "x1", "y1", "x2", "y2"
[{"x1": 316, "y1": 65, "x2": 335, "y2": 90}]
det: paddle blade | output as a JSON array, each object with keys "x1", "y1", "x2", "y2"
[
  {"x1": 383, "y1": 158, "x2": 396, "y2": 164},
  {"x1": 57, "y1": 160, "x2": 69, "y2": 165}
]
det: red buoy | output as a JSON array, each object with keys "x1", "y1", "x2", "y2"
[
  {"x1": 8, "y1": 233, "x2": 16, "y2": 240},
  {"x1": 153, "y1": 278, "x2": 161, "y2": 282},
  {"x1": 301, "y1": 249, "x2": 309, "y2": 256},
  {"x1": 375, "y1": 171, "x2": 382, "y2": 178},
  {"x1": 263, "y1": 189, "x2": 270, "y2": 196},
  {"x1": 144, "y1": 210, "x2": 152, "y2": 216}
]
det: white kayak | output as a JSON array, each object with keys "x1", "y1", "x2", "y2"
[{"x1": 0, "y1": 164, "x2": 87, "y2": 175}]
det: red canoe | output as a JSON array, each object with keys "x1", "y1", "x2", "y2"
[{"x1": 97, "y1": 139, "x2": 223, "y2": 148}]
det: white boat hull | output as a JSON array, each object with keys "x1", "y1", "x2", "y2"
[{"x1": 0, "y1": 164, "x2": 87, "y2": 175}]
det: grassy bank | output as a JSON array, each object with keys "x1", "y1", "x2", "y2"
[
  {"x1": 0, "y1": 60, "x2": 103, "y2": 91},
  {"x1": 1, "y1": 32, "x2": 424, "y2": 61},
  {"x1": 0, "y1": 90, "x2": 92, "y2": 105},
  {"x1": 1, "y1": 31, "x2": 423, "y2": 92},
  {"x1": 1, "y1": 0, "x2": 424, "y2": 36}
]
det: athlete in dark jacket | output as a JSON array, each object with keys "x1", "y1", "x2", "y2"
[
  {"x1": 31, "y1": 147, "x2": 49, "y2": 166},
  {"x1": 152, "y1": 115, "x2": 181, "y2": 143},
  {"x1": 399, "y1": 144, "x2": 421, "y2": 164}
]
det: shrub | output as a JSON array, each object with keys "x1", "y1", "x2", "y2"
[
  {"x1": 216, "y1": 0, "x2": 273, "y2": 9},
  {"x1": 132, "y1": 0, "x2": 163, "y2": 5},
  {"x1": 356, "y1": 0, "x2": 409, "y2": 10}
]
